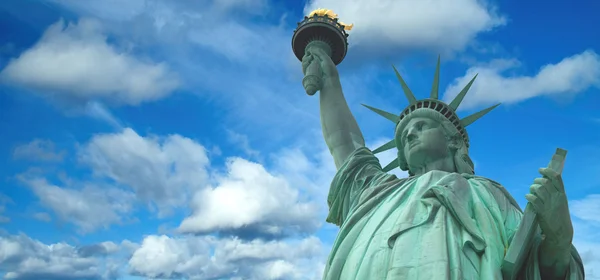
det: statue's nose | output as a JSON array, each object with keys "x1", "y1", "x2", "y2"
[
  {"x1": 407, "y1": 131, "x2": 418, "y2": 142},
  {"x1": 406, "y1": 126, "x2": 418, "y2": 141}
]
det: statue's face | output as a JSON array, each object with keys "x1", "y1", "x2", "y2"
[{"x1": 397, "y1": 117, "x2": 450, "y2": 167}]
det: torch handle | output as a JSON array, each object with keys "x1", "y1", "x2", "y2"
[
  {"x1": 303, "y1": 60, "x2": 323, "y2": 96},
  {"x1": 302, "y1": 41, "x2": 332, "y2": 96}
]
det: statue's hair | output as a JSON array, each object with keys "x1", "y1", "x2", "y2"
[{"x1": 395, "y1": 108, "x2": 475, "y2": 176}]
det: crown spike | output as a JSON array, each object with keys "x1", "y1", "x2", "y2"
[
  {"x1": 382, "y1": 159, "x2": 400, "y2": 172},
  {"x1": 430, "y1": 55, "x2": 441, "y2": 100},
  {"x1": 460, "y1": 103, "x2": 500, "y2": 127},
  {"x1": 392, "y1": 65, "x2": 417, "y2": 105},
  {"x1": 362, "y1": 104, "x2": 398, "y2": 123},
  {"x1": 372, "y1": 139, "x2": 396, "y2": 154},
  {"x1": 448, "y1": 74, "x2": 478, "y2": 111}
]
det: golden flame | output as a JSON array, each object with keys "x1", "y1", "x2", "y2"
[{"x1": 308, "y1": 8, "x2": 353, "y2": 31}]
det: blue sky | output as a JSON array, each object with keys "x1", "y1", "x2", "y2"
[{"x1": 0, "y1": 0, "x2": 599, "y2": 279}]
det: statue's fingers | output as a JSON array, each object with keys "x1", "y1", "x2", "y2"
[
  {"x1": 536, "y1": 183, "x2": 552, "y2": 202},
  {"x1": 302, "y1": 59, "x2": 311, "y2": 71},
  {"x1": 311, "y1": 48, "x2": 329, "y2": 63},
  {"x1": 533, "y1": 177, "x2": 548, "y2": 185},
  {"x1": 301, "y1": 56, "x2": 313, "y2": 74},
  {"x1": 529, "y1": 184, "x2": 546, "y2": 204},
  {"x1": 302, "y1": 54, "x2": 313, "y2": 64},
  {"x1": 311, "y1": 47, "x2": 325, "y2": 57},
  {"x1": 302, "y1": 51, "x2": 312, "y2": 61},
  {"x1": 539, "y1": 167, "x2": 559, "y2": 180},
  {"x1": 539, "y1": 167, "x2": 564, "y2": 192},
  {"x1": 525, "y1": 193, "x2": 544, "y2": 213}
]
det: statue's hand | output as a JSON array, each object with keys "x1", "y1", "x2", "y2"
[
  {"x1": 303, "y1": 47, "x2": 339, "y2": 82},
  {"x1": 526, "y1": 167, "x2": 574, "y2": 249}
]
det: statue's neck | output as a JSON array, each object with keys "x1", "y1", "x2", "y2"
[{"x1": 411, "y1": 155, "x2": 457, "y2": 176}]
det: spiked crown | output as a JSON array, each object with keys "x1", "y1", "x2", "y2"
[{"x1": 363, "y1": 56, "x2": 500, "y2": 172}]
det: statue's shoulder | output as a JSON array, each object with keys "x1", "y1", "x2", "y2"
[
  {"x1": 463, "y1": 174, "x2": 505, "y2": 188},
  {"x1": 464, "y1": 174, "x2": 522, "y2": 212}
]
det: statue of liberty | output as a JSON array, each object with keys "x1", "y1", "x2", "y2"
[{"x1": 298, "y1": 38, "x2": 585, "y2": 280}]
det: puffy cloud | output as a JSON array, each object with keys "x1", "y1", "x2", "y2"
[
  {"x1": 77, "y1": 242, "x2": 120, "y2": 258},
  {"x1": 13, "y1": 128, "x2": 330, "y2": 239},
  {"x1": 78, "y1": 128, "x2": 210, "y2": 217},
  {"x1": 12, "y1": 139, "x2": 66, "y2": 162},
  {"x1": 178, "y1": 135, "x2": 335, "y2": 239},
  {"x1": 128, "y1": 234, "x2": 325, "y2": 279},
  {"x1": 0, "y1": 234, "x2": 117, "y2": 280},
  {"x1": 0, "y1": 19, "x2": 179, "y2": 106},
  {"x1": 304, "y1": 0, "x2": 505, "y2": 54},
  {"x1": 11, "y1": 127, "x2": 212, "y2": 232},
  {"x1": 178, "y1": 157, "x2": 321, "y2": 238},
  {"x1": 17, "y1": 177, "x2": 136, "y2": 233},
  {"x1": 442, "y1": 50, "x2": 600, "y2": 110}
]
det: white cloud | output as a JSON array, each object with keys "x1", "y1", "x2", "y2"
[
  {"x1": 0, "y1": 19, "x2": 179, "y2": 106},
  {"x1": 12, "y1": 139, "x2": 65, "y2": 162},
  {"x1": 304, "y1": 0, "x2": 505, "y2": 54},
  {"x1": 570, "y1": 194, "x2": 600, "y2": 278},
  {"x1": 178, "y1": 156, "x2": 321, "y2": 237},
  {"x1": 0, "y1": 234, "x2": 117, "y2": 280},
  {"x1": 128, "y1": 234, "x2": 325, "y2": 279},
  {"x1": 77, "y1": 241, "x2": 120, "y2": 257},
  {"x1": 78, "y1": 128, "x2": 210, "y2": 217},
  {"x1": 573, "y1": 239, "x2": 600, "y2": 279},
  {"x1": 571, "y1": 194, "x2": 600, "y2": 224},
  {"x1": 84, "y1": 101, "x2": 123, "y2": 129},
  {"x1": 17, "y1": 176, "x2": 136, "y2": 233},
  {"x1": 226, "y1": 130, "x2": 260, "y2": 159},
  {"x1": 442, "y1": 50, "x2": 600, "y2": 110},
  {"x1": 14, "y1": 128, "x2": 329, "y2": 238}
]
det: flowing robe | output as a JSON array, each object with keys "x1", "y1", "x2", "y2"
[{"x1": 322, "y1": 147, "x2": 584, "y2": 280}]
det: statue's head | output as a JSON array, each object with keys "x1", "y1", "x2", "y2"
[
  {"x1": 395, "y1": 109, "x2": 474, "y2": 176},
  {"x1": 363, "y1": 56, "x2": 500, "y2": 176}
]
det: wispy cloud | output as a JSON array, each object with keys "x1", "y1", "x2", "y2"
[
  {"x1": 442, "y1": 50, "x2": 600, "y2": 110},
  {"x1": 17, "y1": 176, "x2": 136, "y2": 233},
  {"x1": 0, "y1": 194, "x2": 12, "y2": 223},
  {"x1": 13, "y1": 139, "x2": 66, "y2": 162}
]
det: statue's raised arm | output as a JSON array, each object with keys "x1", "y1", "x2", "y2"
[
  {"x1": 292, "y1": 12, "x2": 364, "y2": 168},
  {"x1": 301, "y1": 46, "x2": 365, "y2": 168}
]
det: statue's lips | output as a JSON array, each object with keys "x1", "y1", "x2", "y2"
[{"x1": 409, "y1": 141, "x2": 420, "y2": 149}]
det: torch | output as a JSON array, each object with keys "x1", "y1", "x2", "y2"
[{"x1": 292, "y1": 9, "x2": 352, "y2": 95}]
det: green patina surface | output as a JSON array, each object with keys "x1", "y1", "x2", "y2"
[{"x1": 300, "y1": 44, "x2": 585, "y2": 279}]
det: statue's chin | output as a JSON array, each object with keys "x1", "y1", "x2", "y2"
[
  {"x1": 406, "y1": 146, "x2": 425, "y2": 161},
  {"x1": 406, "y1": 147, "x2": 450, "y2": 168}
]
